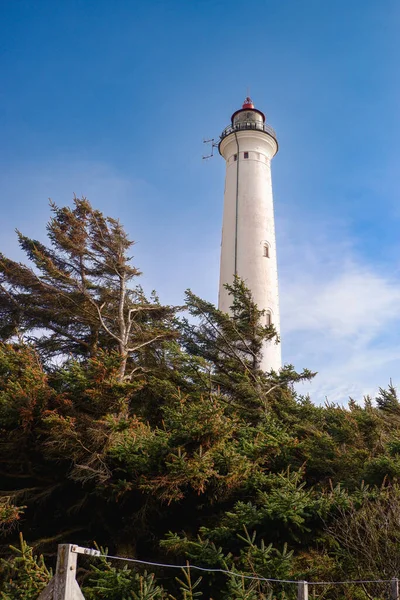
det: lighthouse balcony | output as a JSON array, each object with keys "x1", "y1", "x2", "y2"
[{"x1": 220, "y1": 121, "x2": 277, "y2": 143}]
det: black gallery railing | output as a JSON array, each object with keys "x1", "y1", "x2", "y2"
[{"x1": 220, "y1": 121, "x2": 277, "y2": 143}]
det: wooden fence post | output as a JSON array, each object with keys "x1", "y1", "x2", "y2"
[
  {"x1": 297, "y1": 580, "x2": 308, "y2": 600},
  {"x1": 38, "y1": 544, "x2": 85, "y2": 600},
  {"x1": 391, "y1": 578, "x2": 399, "y2": 600}
]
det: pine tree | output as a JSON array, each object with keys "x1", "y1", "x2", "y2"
[
  {"x1": 0, "y1": 534, "x2": 52, "y2": 600},
  {"x1": 0, "y1": 198, "x2": 176, "y2": 381},
  {"x1": 181, "y1": 277, "x2": 314, "y2": 415},
  {"x1": 376, "y1": 380, "x2": 400, "y2": 413}
]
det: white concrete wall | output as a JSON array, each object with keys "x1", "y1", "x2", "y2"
[{"x1": 218, "y1": 129, "x2": 281, "y2": 372}]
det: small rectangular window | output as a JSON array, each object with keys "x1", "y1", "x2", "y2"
[
  {"x1": 266, "y1": 312, "x2": 272, "y2": 327},
  {"x1": 244, "y1": 152, "x2": 249, "y2": 159},
  {"x1": 263, "y1": 244, "x2": 269, "y2": 258},
  {"x1": 234, "y1": 154, "x2": 237, "y2": 161}
]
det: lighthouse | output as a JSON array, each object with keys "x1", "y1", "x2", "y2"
[{"x1": 218, "y1": 97, "x2": 281, "y2": 372}]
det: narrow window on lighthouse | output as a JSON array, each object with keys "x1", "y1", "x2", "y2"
[
  {"x1": 263, "y1": 244, "x2": 269, "y2": 258},
  {"x1": 244, "y1": 152, "x2": 249, "y2": 159},
  {"x1": 233, "y1": 154, "x2": 237, "y2": 161},
  {"x1": 266, "y1": 311, "x2": 272, "y2": 326}
]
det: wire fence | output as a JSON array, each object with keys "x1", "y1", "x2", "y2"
[
  {"x1": 89, "y1": 549, "x2": 400, "y2": 599},
  {"x1": 38, "y1": 544, "x2": 400, "y2": 600},
  {"x1": 34, "y1": 544, "x2": 400, "y2": 600}
]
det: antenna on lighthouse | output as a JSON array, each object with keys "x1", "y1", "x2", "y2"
[{"x1": 202, "y1": 138, "x2": 219, "y2": 160}]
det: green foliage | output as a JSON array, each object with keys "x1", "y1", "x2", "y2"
[
  {"x1": 224, "y1": 576, "x2": 259, "y2": 600},
  {"x1": 0, "y1": 198, "x2": 176, "y2": 381},
  {"x1": 0, "y1": 534, "x2": 52, "y2": 600},
  {"x1": 375, "y1": 381, "x2": 400, "y2": 413},
  {"x1": 181, "y1": 278, "x2": 314, "y2": 415},
  {"x1": 85, "y1": 554, "x2": 165, "y2": 600},
  {"x1": 2, "y1": 200, "x2": 400, "y2": 600},
  {"x1": 0, "y1": 498, "x2": 24, "y2": 533},
  {"x1": 175, "y1": 566, "x2": 203, "y2": 600}
]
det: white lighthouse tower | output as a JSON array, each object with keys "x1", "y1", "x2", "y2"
[{"x1": 218, "y1": 97, "x2": 281, "y2": 372}]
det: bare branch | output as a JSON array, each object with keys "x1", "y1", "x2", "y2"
[
  {"x1": 90, "y1": 300, "x2": 122, "y2": 344},
  {"x1": 126, "y1": 334, "x2": 166, "y2": 353}
]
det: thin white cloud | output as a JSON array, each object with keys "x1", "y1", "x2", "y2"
[
  {"x1": 279, "y1": 219, "x2": 400, "y2": 404},
  {"x1": 284, "y1": 265, "x2": 400, "y2": 340}
]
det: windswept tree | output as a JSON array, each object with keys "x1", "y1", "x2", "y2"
[
  {"x1": 181, "y1": 278, "x2": 315, "y2": 415},
  {"x1": 0, "y1": 198, "x2": 176, "y2": 380}
]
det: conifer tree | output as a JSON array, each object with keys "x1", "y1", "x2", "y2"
[
  {"x1": 181, "y1": 277, "x2": 314, "y2": 414},
  {"x1": 0, "y1": 198, "x2": 176, "y2": 380},
  {"x1": 0, "y1": 533, "x2": 52, "y2": 599}
]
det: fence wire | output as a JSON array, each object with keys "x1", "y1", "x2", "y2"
[{"x1": 97, "y1": 551, "x2": 399, "y2": 598}]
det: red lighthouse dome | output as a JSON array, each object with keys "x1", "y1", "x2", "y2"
[
  {"x1": 242, "y1": 96, "x2": 254, "y2": 109},
  {"x1": 231, "y1": 96, "x2": 266, "y2": 124}
]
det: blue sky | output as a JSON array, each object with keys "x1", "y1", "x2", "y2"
[{"x1": 1, "y1": 0, "x2": 400, "y2": 403}]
